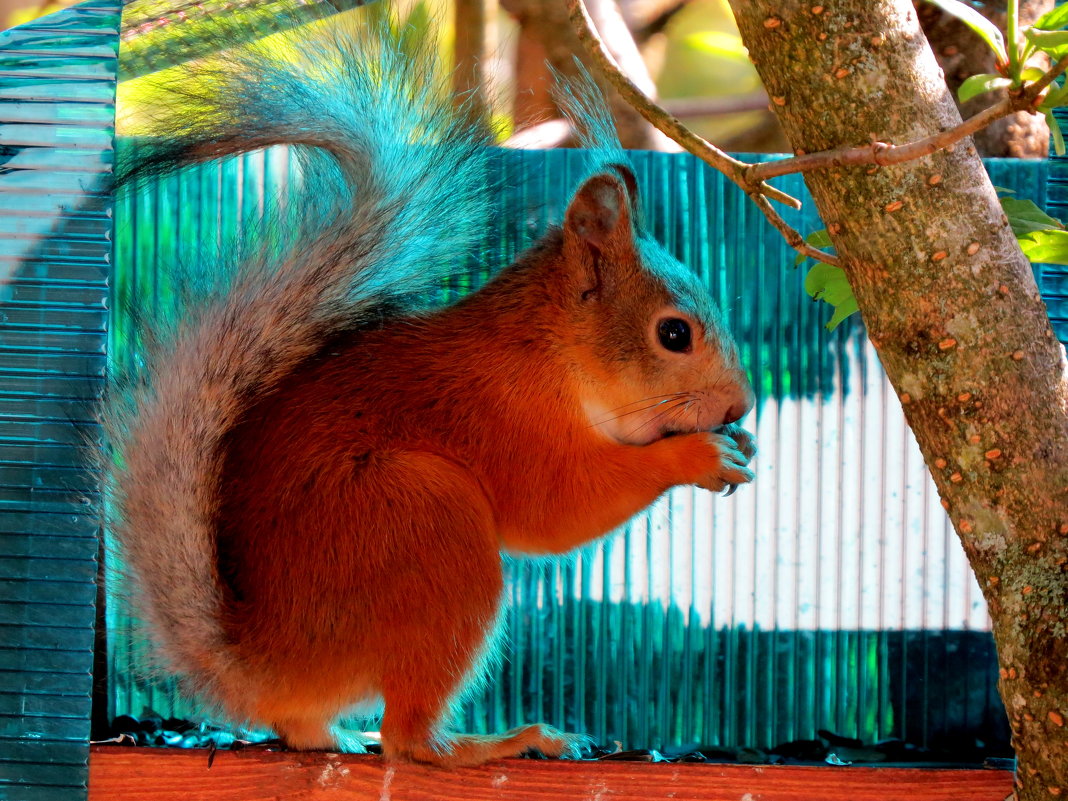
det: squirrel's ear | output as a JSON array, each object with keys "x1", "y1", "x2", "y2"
[
  {"x1": 563, "y1": 171, "x2": 635, "y2": 255},
  {"x1": 606, "y1": 163, "x2": 641, "y2": 220}
]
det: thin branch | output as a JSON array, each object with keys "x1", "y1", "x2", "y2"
[
  {"x1": 566, "y1": 0, "x2": 843, "y2": 268},
  {"x1": 1029, "y1": 53, "x2": 1068, "y2": 96},
  {"x1": 565, "y1": 0, "x2": 798, "y2": 209},
  {"x1": 661, "y1": 92, "x2": 770, "y2": 119},
  {"x1": 752, "y1": 193, "x2": 842, "y2": 266},
  {"x1": 745, "y1": 54, "x2": 1068, "y2": 184}
]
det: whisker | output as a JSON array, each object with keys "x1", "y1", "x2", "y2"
[
  {"x1": 588, "y1": 392, "x2": 689, "y2": 427},
  {"x1": 664, "y1": 397, "x2": 698, "y2": 435},
  {"x1": 624, "y1": 397, "x2": 692, "y2": 438},
  {"x1": 607, "y1": 392, "x2": 687, "y2": 411}
]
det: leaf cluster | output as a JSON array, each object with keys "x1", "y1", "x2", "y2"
[{"x1": 931, "y1": 1, "x2": 1068, "y2": 152}]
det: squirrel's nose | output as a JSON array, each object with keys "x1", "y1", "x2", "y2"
[
  {"x1": 722, "y1": 405, "x2": 746, "y2": 425},
  {"x1": 720, "y1": 382, "x2": 755, "y2": 425}
]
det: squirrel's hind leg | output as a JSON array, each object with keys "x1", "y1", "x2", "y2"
[
  {"x1": 271, "y1": 715, "x2": 336, "y2": 750},
  {"x1": 269, "y1": 717, "x2": 370, "y2": 754}
]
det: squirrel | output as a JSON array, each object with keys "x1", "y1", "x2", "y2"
[{"x1": 105, "y1": 7, "x2": 756, "y2": 767}]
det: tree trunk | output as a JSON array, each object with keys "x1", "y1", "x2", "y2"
[
  {"x1": 726, "y1": 2, "x2": 1068, "y2": 797},
  {"x1": 916, "y1": 0, "x2": 1051, "y2": 157}
]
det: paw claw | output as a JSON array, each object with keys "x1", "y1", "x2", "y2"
[{"x1": 696, "y1": 427, "x2": 756, "y2": 494}]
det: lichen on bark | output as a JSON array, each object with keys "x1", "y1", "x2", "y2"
[{"x1": 726, "y1": 1, "x2": 1068, "y2": 797}]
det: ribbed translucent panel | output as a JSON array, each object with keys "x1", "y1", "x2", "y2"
[
  {"x1": 1046, "y1": 107, "x2": 1068, "y2": 341},
  {"x1": 108, "y1": 152, "x2": 1043, "y2": 754},
  {"x1": 0, "y1": 2, "x2": 120, "y2": 799}
]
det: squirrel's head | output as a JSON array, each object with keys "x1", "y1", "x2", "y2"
[{"x1": 558, "y1": 166, "x2": 754, "y2": 446}]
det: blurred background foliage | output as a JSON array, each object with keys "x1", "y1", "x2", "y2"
[{"x1": 4, "y1": 0, "x2": 1047, "y2": 157}]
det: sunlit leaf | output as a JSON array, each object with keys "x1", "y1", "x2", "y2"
[
  {"x1": 1019, "y1": 229, "x2": 1068, "y2": 264},
  {"x1": 925, "y1": 0, "x2": 1008, "y2": 62},
  {"x1": 1039, "y1": 79, "x2": 1068, "y2": 110},
  {"x1": 1048, "y1": 109, "x2": 1066, "y2": 155},
  {"x1": 1033, "y1": 5, "x2": 1068, "y2": 31},
  {"x1": 958, "y1": 73, "x2": 1012, "y2": 102},
  {"x1": 1025, "y1": 27, "x2": 1068, "y2": 59}
]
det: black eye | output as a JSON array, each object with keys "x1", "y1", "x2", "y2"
[{"x1": 657, "y1": 318, "x2": 692, "y2": 353}]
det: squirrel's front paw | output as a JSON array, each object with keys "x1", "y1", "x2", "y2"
[
  {"x1": 721, "y1": 423, "x2": 756, "y2": 462},
  {"x1": 696, "y1": 426, "x2": 756, "y2": 495}
]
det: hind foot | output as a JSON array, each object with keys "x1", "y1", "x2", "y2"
[{"x1": 385, "y1": 723, "x2": 592, "y2": 768}]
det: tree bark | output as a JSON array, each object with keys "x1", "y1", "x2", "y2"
[
  {"x1": 726, "y1": 2, "x2": 1068, "y2": 797},
  {"x1": 916, "y1": 0, "x2": 1051, "y2": 157}
]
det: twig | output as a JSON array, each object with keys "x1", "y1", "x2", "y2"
[
  {"x1": 566, "y1": 0, "x2": 842, "y2": 268},
  {"x1": 661, "y1": 92, "x2": 770, "y2": 119},
  {"x1": 745, "y1": 54, "x2": 1068, "y2": 184},
  {"x1": 752, "y1": 193, "x2": 839, "y2": 264},
  {"x1": 565, "y1": 0, "x2": 796, "y2": 208}
]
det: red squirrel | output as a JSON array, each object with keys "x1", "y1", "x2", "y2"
[{"x1": 106, "y1": 9, "x2": 756, "y2": 767}]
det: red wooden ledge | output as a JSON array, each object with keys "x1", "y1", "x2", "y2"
[{"x1": 89, "y1": 746, "x2": 1014, "y2": 801}]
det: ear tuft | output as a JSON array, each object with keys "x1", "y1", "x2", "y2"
[{"x1": 564, "y1": 173, "x2": 632, "y2": 252}]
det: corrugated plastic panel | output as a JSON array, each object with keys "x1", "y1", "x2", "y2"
[
  {"x1": 1045, "y1": 106, "x2": 1068, "y2": 342},
  {"x1": 108, "y1": 152, "x2": 1044, "y2": 755},
  {"x1": 0, "y1": 0, "x2": 119, "y2": 799}
]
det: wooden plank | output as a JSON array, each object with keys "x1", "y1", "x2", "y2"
[{"x1": 88, "y1": 747, "x2": 1015, "y2": 801}]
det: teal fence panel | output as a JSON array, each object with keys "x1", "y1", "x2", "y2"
[
  {"x1": 1046, "y1": 106, "x2": 1068, "y2": 340},
  {"x1": 0, "y1": 1, "x2": 120, "y2": 799}
]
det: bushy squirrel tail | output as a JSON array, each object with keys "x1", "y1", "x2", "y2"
[{"x1": 105, "y1": 9, "x2": 497, "y2": 709}]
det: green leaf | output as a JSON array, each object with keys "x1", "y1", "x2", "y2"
[
  {"x1": 925, "y1": 0, "x2": 1008, "y2": 62},
  {"x1": 826, "y1": 296, "x2": 860, "y2": 331},
  {"x1": 805, "y1": 229, "x2": 833, "y2": 248},
  {"x1": 1020, "y1": 229, "x2": 1068, "y2": 264},
  {"x1": 1033, "y1": 5, "x2": 1068, "y2": 31},
  {"x1": 1039, "y1": 80, "x2": 1068, "y2": 110},
  {"x1": 1025, "y1": 27, "x2": 1068, "y2": 59},
  {"x1": 957, "y1": 73, "x2": 1012, "y2": 102},
  {"x1": 804, "y1": 262, "x2": 859, "y2": 330},
  {"x1": 1001, "y1": 195, "x2": 1064, "y2": 235},
  {"x1": 1048, "y1": 109, "x2": 1066, "y2": 155},
  {"x1": 794, "y1": 229, "x2": 834, "y2": 266}
]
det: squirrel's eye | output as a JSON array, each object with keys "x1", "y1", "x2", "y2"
[{"x1": 657, "y1": 318, "x2": 692, "y2": 353}]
